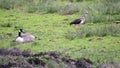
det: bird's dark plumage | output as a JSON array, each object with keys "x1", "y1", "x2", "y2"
[
  {"x1": 70, "y1": 18, "x2": 83, "y2": 25},
  {"x1": 70, "y1": 10, "x2": 88, "y2": 25}
]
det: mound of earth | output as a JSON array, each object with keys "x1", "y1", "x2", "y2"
[
  {"x1": 0, "y1": 47, "x2": 93, "y2": 68},
  {"x1": 0, "y1": 47, "x2": 120, "y2": 68}
]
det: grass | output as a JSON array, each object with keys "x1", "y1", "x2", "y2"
[
  {"x1": 65, "y1": 24, "x2": 120, "y2": 39},
  {"x1": 0, "y1": 0, "x2": 120, "y2": 67},
  {"x1": 0, "y1": 9, "x2": 120, "y2": 66},
  {"x1": 0, "y1": 0, "x2": 120, "y2": 24}
]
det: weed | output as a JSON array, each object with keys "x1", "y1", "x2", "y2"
[
  {"x1": 0, "y1": 1, "x2": 120, "y2": 66},
  {"x1": 65, "y1": 24, "x2": 120, "y2": 39},
  {"x1": 65, "y1": 30, "x2": 77, "y2": 40},
  {"x1": 13, "y1": 22, "x2": 23, "y2": 30},
  {"x1": 0, "y1": 22, "x2": 13, "y2": 27},
  {"x1": 100, "y1": 0, "x2": 120, "y2": 15},
  {"x1": 0, "y1": 0, "x2": 14, "y2": 9},
  {"x1": 59, "y1": 3, "x2": 79, "y2": 15}
]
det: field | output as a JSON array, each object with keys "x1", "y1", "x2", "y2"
[{"x1": 0, "y1": 0, "x2": 120, "y2": 67}]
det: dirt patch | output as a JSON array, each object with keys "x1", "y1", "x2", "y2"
[{"x1": 0, "y1": 47, "x2": 93, "y2": 68}]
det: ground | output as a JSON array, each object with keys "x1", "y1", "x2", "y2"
[{"x1": 0, "y1": 9, "x2": 120, "y2": 65}]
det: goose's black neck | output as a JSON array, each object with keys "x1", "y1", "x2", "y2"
[{"x1": 18, "y1": 31, "x2": 21, "y2": 37}]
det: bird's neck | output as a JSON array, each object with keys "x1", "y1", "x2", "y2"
[
  {"x1": 83, "y1": 14, "x2": 88, "y2": 19},
  {"x1": 18, "y1": 31, "x2": 21, "y2": 37}
]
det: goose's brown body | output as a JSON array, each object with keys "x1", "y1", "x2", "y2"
[{"x1": 15, "y1": 29, "x2": 35, "y2": 43}]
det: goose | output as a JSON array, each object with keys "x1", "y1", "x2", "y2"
[
  {"x1": 15, "y1": 29, "x2": 35, "y2": 43},
  {"x1": 19, "y1": 29, "x2": 35, "y2": 39},
  {"x1": 70, "y1": 10, "x2": 88, "y2": 25},
  {"x1": 15, "y1": 31, "x2": 24, "y2": 43}
]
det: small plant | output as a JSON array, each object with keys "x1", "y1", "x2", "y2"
[
  {"x1": 65, "y1": 30, "x2": 77, "y2": 40},
  {"x1": 97, "y1": 0, "x2": 120, "y2": 15},
  {"x1": 0, "y1": 0, "x2": 14, "y2": 9},
  {"x1": 0, "y1": 0, "x2": 34, "y2": 10},
  {"x1": 0, "y1": 22, "x2": 13, "y2": 27},
  {"x1": 25, "y1": 4, "x2": 38, "y2": 13},
  {"x1": 76, "y1": 0, "x2": 83, "y2": 2},
  {"x1": 14, "y1": 22, "x2": 23, "y2": 30},
  {"x1": 59, "y1": 3, "x2": 79, "y2": 15},
  {"x1": 65, "y1": 24, "x2": 120, "y2": 39},
  {"x1": 46, "y1": 4, "x2": 59, "y2": 13}
]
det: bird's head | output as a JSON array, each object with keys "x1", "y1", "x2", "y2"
[
  {"x1": 83, "y1": 10, "x2": 89, "y2": 19},
  {"x1": 19, "y1": 29, "x2": 25, "y2": 33},
  {"x1": 84, "y1": 10, "x2": 89, "y2": 15}
]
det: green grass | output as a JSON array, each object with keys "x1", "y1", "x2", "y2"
[
  {"x1": 65, "y1": 24, "x2": 120, "y2": 39},
  {"x1": 0, "y1": 1, "x2": 120, "y2": 68},
  {"x1": 0, "y1": 0, "x2": 120, "y2": 24},
  {"x1": 0, "y1": 9, "x2": 120, "y2": 66}
]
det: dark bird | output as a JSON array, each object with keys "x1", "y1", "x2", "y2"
[{"x1": 70, "y1": 11, "x2": 88, "y2": 25}]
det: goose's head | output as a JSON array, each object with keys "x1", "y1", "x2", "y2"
[
  {"x1": 85, "y1": 10, "x2": 88, "y2": 14},
  {"x1": 83, "y1": 10, "x2": 89, "y2": 19},
  {"x1": 19, "y1": 29, "x2": 25, "y2": 33}
]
